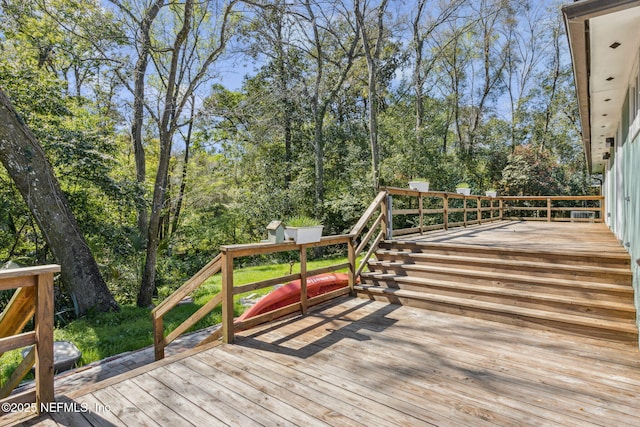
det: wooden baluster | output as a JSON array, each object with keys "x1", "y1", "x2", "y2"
[
  {"x1": 419, "y1": 195, "x2": 424, "y2": 234},
  {"x1": 348, "y1": 239, "x2": 356, "y2": 292},
  {"x1": 153, "y1": 316, "x2": 164, "y2": 361},
  {"x1": 35, "y1": 272, "x2": 54, "y2": 411},
  {"x1": 599, "y1": 196, "x2": 605, "y2": 223},
  {"x1": 547, "y1": 198, "x2": 551, "y2": 222},
  {"x1": 443, "y1": 194, "x2": 449, "y2": 230},
  {"x1": 300, "y1": 245, "x2": 308, "y2": 315},
  {"x1": 221, "y1": 251, "x2": 235, "y2": 344},
  {"x1": 381, "y1": 195, "x2": 390, "y2": 239},
  {"x1": 463, "y1": 197, "x2": 467, "y2": 227}
]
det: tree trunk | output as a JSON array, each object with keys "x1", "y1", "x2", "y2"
[
  {"x1": 129, "y1": 0, "x2": 164, "y2": 239},
  {"x1": 355, "y1": 0, "x2": 387, "y2": 192},
  {"x1": 0, "y1": 89, "x2": 119, "y2": 314},
  {"x1": 313, "y1": 113, "x2": 325, "y2": 207},
  {"x1": 137, "y1": 0, "x2": 192, "y2": 307},
  {"x1": 170, "y1": 100, "x2": 194, "y2": 235},
  {"x1": 367, "y1": 69, "x2": 380, "y2": 191}
]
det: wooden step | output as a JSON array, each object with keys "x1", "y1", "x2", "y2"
[
  {"x1": 380, "y1": 241, "x2": 631, "y2": 268},
  {"x1": 361, "y1": 271, "x2": 633, "y2": 303},
  {"x1": 359, "y1": 273, "x2": 636, "y2": 321},
  {"x1": 366, "y1": 260, "x2": 634, "y2": 294},
  {"x1": 373, "y1": 251, "x2": 632, "y2": 284},
  {"x1": 354, "y1": 285, "x2": 638, "y2": 341}
]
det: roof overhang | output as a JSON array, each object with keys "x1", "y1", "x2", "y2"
[{"x1": 562, "y1": 0, "x2": 640, "y2": 173}]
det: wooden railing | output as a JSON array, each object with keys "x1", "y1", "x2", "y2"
[
  {"x1": 151, "y1": 255, "x2": 222, "y2": 360},
  {"x1": 385, "y1": 187, "x2": 501, "y2": 237},
  {"x1": 500, "y1": 195, "x2": 604, "y2": 222},
  {"x1": 153, "y1": 237, "x2": 354, "y2": 357},
  {"x1": 152, "y1": 188, "x2": 604, "y2": 357},
  {"x1": 350, "y1": 191, "x2": 389, "y2": 281},
  {"x1": 220, "y1": 235, "x2": 352, "y2": 344},
  {"x1": 153, "y1": 191, "x2": 390, "y2": 357},
  {"x1": 0, "y1": 265, "x2": 58, "y2": 414}
]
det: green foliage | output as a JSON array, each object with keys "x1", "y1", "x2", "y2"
[
  {"x1": 500, "y1": 145, "x2": 574, "y2": 196},
  {"x1": 286, "y1": 216, "x2": 321, "y2": 227},
  {"x1": 0, "y1": 0, "x2": 590, "y2": 317}
]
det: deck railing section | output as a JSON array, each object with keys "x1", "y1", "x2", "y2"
[
  {"x1": 153, "y1": 237, "x2": 354, "y2": 358},
  {"x1": 220, "y1": 236, "x2": 352, "y2": 344},
  {"x1": 151, "y1": 255, "x2": 222, "y2": 360},
  {"x1": 501, "y1": 195, "x2": 604, "y2": 222},
  {"x1": 0, "y1": 265, "x2": 58, "y2": 414},
  {"x1": 350, "y1": 190, "x2": 389, "y2": 281},
  {"x1": 385, "y1": 187, "x2": 501, "y2": 237},
  {"x1": 153, "y1": 191, "x2": 390, "y2": 357}
]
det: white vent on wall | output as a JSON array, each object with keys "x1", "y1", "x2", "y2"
[{"x1": 570, "y1": 211, "x2": 596, "y2": 222}]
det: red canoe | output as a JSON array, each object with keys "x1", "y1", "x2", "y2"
[{"x1": 237, "y1": 273, "x2": 350, "y2": 321}]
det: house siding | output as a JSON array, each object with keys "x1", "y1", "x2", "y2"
[{"x1": 604, "y1": 117, "x2": 640, "y2": 333}]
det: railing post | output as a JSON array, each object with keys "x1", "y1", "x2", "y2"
[
  {"x1": 153, "y1": 316, "x2": 164, "y2": 361},
  {"x1": 477, "y1": 197, "x2": 482, "y2": 224},
  {"x1": 463, "y1": 197, "x2": 468, "y2": 227},
  {"x1": 348, "y1": 238, "x2": 356, "y2": 292},
  {"x1": 382, "y1": 194, "x2": 392, "y2": 239},
  {"x1": 418, "y1": 195, "x2": 424, "y2": 235},
  {"x1": 35, "y1": 272, "x2": 54, "y2": 411},
  {"x1": 547, "y1": 198, "x2": 551, "y2": 222},
  {"x1": 490, "y1": 199, "x2": 494, "y2": 221},
  {"x1": 499, "y1": 198, "x2": 504, "y2": 220},
  {"x1": 300, "y1": 245, "x2": 308, "y2": 315},
  {"x1": 443, "y1": 194, "x2": 449, "y2": 230},
  {"x1": 600, "y1": 196, "x2": 605, "y2": 222},
  {"x1": 221, "y1": 250, "x2": 235, "y2": 344}
]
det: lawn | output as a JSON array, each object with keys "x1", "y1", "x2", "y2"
[{"x1": 0, "y1": 256, "x2": 351, "y2": 387}]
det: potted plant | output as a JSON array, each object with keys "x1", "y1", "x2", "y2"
[
  {"x1": 485, "y1": 189, "x2": 497, "y2": 198},
  {"x1": 408, "y1": 179, "x2": 429, "y2": 192},
  {"x1": 284, "y1": 216, "x2": 324, "y2": 244},
  {"x1": 456, "y1": 182, "x2": 471, "y2": 196}
]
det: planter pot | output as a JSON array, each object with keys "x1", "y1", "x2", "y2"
[
  {"x1": 285, "y1": 225, "x2": 323, "y2": 244},
  {"x1": 485, "y1": 191, "x2": 497, "y2": 198},
  {"x1": 408, "y1": 181, "x2": 430, "y2": 192},
  {"x1": 456, "y1": 187, "x2": 471, "y2": 196}
]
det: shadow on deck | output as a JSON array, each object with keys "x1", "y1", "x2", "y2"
[{"x1": 17, "y1": 296, "x2": 640, "y2": 426}]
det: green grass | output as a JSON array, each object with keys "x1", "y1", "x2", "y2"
[{"x1": 0, "y1": 256, "x2": 351, "y2": 387}]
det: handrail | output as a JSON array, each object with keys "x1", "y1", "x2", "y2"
[
  {"x1": 220, "y1": 235, "x2": 352, "y2": 344},
  {"x1": 345, "y1": 190, "x2": 391, "y2": 291},
  {"x1": 501, "y1": 195, "x2": 604, "y2": 222},
  {"x1": 0, "y1": 265, "x2": 58, "y2": 414},
  {"x1": 384, "y1": 187, "x2": 501, "y2": 236},
  {"x1": 351, "y1": 191, "x2": 387, "y2": 240},
  {"x1": 153, "y1": 235, "x2": 354, "y2": 358},
  {"x1": 152, "y1": 254, "x2": 222, "y2": 360}
]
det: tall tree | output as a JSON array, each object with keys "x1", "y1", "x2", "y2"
[
  {"x1": 108, "y1": 0, "x2": 164, "y2": 239},
  {"x1": 354, "y1": 0, "x2": 388, "y2": 191},
  {"x1": 296, "y1": 0, "x2": 361, "y2": 209},
  {"x1": 135, "y1": 0, "x2": 239, "y2": 307},
  {"x1": 0, "y1": 89, "x2": 119, "y2": 313},
  {"x1": 410, "y1": 0, "x2": 464, "y2": 147}
]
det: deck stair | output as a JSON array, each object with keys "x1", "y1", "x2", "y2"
[{"x1": 355, "y1": 240, "x2": 637, "y2": 343}]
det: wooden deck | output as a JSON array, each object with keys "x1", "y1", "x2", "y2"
[
  {"x1": 394, "y1": 220, "x2": 627, "y2": 253},
  {"x1": 17, "y1": 296, "x2": 640, "y2": 426}
]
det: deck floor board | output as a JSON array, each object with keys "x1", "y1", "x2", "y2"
[{"x1": 15, "y1": 295, "x2": 636, "y2": 427}]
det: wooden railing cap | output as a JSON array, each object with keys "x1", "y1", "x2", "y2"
[{"x1": 0, "y1": 265, "x2": 60, "y2": 280}]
